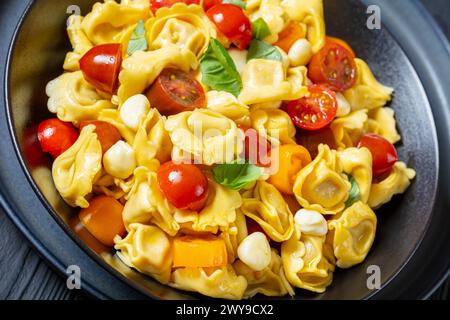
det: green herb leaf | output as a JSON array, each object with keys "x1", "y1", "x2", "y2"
[
  {"x1": 345, "y1": 175, "x2": 361, "y2": 208},
  {"x1": 200, "y1": 39, "x2": 243, "y2": 97},
  {"x1": 213, "y1": 161, "x2": 263, "y2": 190},
  {"x1": 222, "y1": 0, "x2": 247, "y2": 9},
  {"x1": 247, "y1": 39, "x2": 282, "y2": 62},
  {"x1": 127, "y1": 20, "x2": 148, "y2": 56},
  {"x1": 252, "y1": 18, "x2": 271, "y2": 40}
]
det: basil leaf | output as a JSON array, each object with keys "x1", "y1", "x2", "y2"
[
  {"x1": 213, "y1": 161, "x2": 263, "y2": 190},
  {"x1": 222, "y1": 0, "x2": 247, "y2": 9},
  {"x1": 345, "y1": 175, "x2": 361, "y2": 208},
  {"x1": 128, "y1": 20, "x2": 148, "y2": 56},
  {"x1": 200, "y1": 39, "x2": 243, "y2": 97},
  {"x1": 247, "y1": 40, "x2": 282, "y2": 62},
  {"x1": 252, "y1": 18, "x2": 271, "y2": 40}
]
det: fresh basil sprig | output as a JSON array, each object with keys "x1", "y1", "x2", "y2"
[
  {"x1": 252, "y1": 18, "x2": 271, "y2": 40},
  {"x1": 247, "y1": 39, "x2": 282, "y2": 62},
  {"x1": 200, "y1": 39, "x2": 243, "y2": 97},
  {"x1": 127, "y1": 20, "x2": 148, "y2": 56},
  {"x1": 345, "y1": 175, "x2": 361, "y2": 208},
  {"x1": 222, "y1": 0, "x2": 247, "y2": 9},
  {"x1": 213, "y1": 161, "x2": 263, "y2": 191}
]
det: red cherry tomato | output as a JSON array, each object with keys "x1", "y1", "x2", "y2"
[
  {"x1": 287, "y1": 84, "x2": 338, "y2": 131},
  {"x1": 358, "y1": 134, "x2": 398, "y2": 177},
  {"x1": 157, "y1": 161, "x2": 209, "y2": 211},
  {"x1": 296, "y1": 126, "x2": 337, "y2": 159},
  {"x1": 246, "y1": 217, "x2": 269, "y2": 239},
  {"x1": 203, "y1": 0, "x2": 221, "y2": 11},
  {"x1": 79, "y1": 44, "x2": 122, "y2": 94},
  {"x1": 146, "y1": 68, "x2": 206, "y2": 115},
  {"x1": 37, "y1": 119, "x2": 79, "y2": 158},
  {"x1": 238, "y1": 126, "x2": 271, "y2": 167},
  {"x1": 150, "y1": 0, "x2": 200, "y2": 14},
  {"x1": 308, "y1": 37, "x2": 357, "y2": 92},
  {"x1": 207, "y1": 4, "x2": 252, "y2": 49},
  {"x1": 23, "y1": 125, "x2": 49, "y2": 167},
  {"x1": 79, "y1": 121, "x2": 122, "y2": 154}
]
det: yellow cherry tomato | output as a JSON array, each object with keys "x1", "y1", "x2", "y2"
[{"x1": 173, "y1": 235, "x2": 228, "y2": 268}]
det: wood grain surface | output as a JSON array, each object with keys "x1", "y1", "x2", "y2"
[{"x1": 0, "y1": 0, "x2": 448, "y2": 300}]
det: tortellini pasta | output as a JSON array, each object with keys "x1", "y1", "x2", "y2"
[
  {"x1": 64, "y1": 15, "x2": 93, "y2": 71},
  {"x1": 249, "y1": 0, "x2": 287, "y2": 43},
  {"x1": 52, "y1": 125, "x2": 102, "y2": 208},
  {"x1": 328, "y1": 201, "x2": 377, "y2": 268},
  {"x1": 367, "y1": 107, "x2": 401, "y2": 144},
  {"x1": 331, "y1": 109, "x2": 369, "y2": 149},
  {"x1": 250, "y1": 108, "x2": 297, "y2": 145},
  {"x1": 206, "y1": 91, "x2": 251, "y2": 127},
  {"x1": 46, "y1": 71, "x2": 115, "y2": 124},
  {"x1": 293, "y1": 144, "x2": 351, "y2": 215}
]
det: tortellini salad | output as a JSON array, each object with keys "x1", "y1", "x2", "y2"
[{"x1": 35, "y1": 0, "x2": 416, "y2": 299}]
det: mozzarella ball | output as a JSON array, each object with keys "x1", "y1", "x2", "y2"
[
  {"x1": 294, "y1": 209, "x2": 328, "y2": 236},
  {"x1": 237, "y1": 232, "x2": 272, "y2": 271},
  {"x1": 120, "y1": 94, "x2": 150, "y2": 131},
  {"x1": 103, "y1": 141, "x2": 136, "y2": 179},
  {"x1": 288, "y1": 39, "x2": 313, "y2": 67}
]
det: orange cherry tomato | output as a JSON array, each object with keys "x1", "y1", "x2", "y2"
[
  {"x1": 146, "y1": 68, "x2": 206, "y2": 116},
  {"x1": 157, "y1": 161, "x2": 209, "y2": 211},
  {"x1": 326, "y1": 36, "x2": 356, "y2": 58},
  {"x1": 287, "y1": 84, "x2": 338, "y2": 131},
  {"x1": 79, "y1": 44, "x2": 122, "y2": 94},
  {"x1": 296, "y1": 125, "x2": 337, "y2": 159},
  {"x1": 268, "y1": 144, "x2": 312, "y2": 195},
  {"x1": 79, "y1": 121, "x2": 122, "y2": 154},
  {"x1": 238, "y1": 126, "x2": 272, "y2": 167},
  {"x1": 37, "y1": 119, "x2": 79, "y2": 158},
  {"x1": 274, "y1": 21, "x2": 306, "y2": 53},
  {"x1": 207, "y1": 4, "x2": 252, "y2": 49},
  {"x1": 69, "y1": 216, "x2": 110, "y2": 255},
  {"x1": 358, "y1": 134, "x2": 398, "y2": 177},
  {"x1": 79, "y1": 195, "x2": 126, "y2": 247},
  {"x1": 173, "y1": 235, "x2": 228, "y2": 268},
  {"x1": 149, "y1": 0, "x2": 200, "y2": 14},
  {"x1": 308, "y1": 37, "x2": 357, "y2": 92}
]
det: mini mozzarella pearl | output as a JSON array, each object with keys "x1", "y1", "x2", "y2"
[
  {"x1": 103, "y1": 141, "x2": 136, "y2": 179},
  {"x1": 228, "y1": 48, "x2": 248, "y2": 75},
  {"x1": 237, "y1": 232, "x2": 272, "y2": 271},
  {"x1": 120, "y1": 94, "x2": 150, "y2": 131},
  {"x1": 336, "y1": 92, "x2": 351, "y2": 117},
  {"x1": 294, "y1": 209, "x2": 328, "y2": 236},
  {"x1": 288, "y1": 39, "x2": 313, "y2": 67}
]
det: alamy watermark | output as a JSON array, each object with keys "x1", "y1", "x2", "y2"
[{"x1": 66, "y1": 265, "x2": 81, "y2": 290}]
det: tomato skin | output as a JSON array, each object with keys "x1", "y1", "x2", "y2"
[
  {"x1": 296, "y1": 126, "x2": 337, "y2": 159},
  {"x1": 157, "y1": 161, "x2": 209, "y2": 211},
  {"x1": 207, "y1": 4, "x2": 252, "y2": 50},
  {"x1": 358, "y1": 134, "x2": 398, "y2": 177},
  {"x1": 203, "y1": 0, "x2": 221, "y2": 11},
  {"x1": 79, "y1": 44, "x2": 122, "y2": 94},
  {"x1": 287, "y1": 84, "x2": 338, "y2": 131},
  {"x1": 37, "y1": 119, "x2": 79, "y2": 158},
  {"x1": 79, "y1": 121, "x2": 122, "y2": 154},
  {"x1": 150, "y1": 0, "x2": 200, "y2": 14},
  {"x1": 79, "y1": 195, "x2": 126, "y2": 247},
  {"x1": 239, "y1": 126, "x2": 271, "y2": 167},
  {"x1": 308, "y1": 37, "x2": 357, "y2": 92},
  {"x1": 23, "y1": 125, "x2": 49, "y2": 167},
  {"x1": 274, "y1": 21, "x2": 306, "y2": 53},
  {"x1": 146, "y1": 68, "x2": 206, "y2": 116}
]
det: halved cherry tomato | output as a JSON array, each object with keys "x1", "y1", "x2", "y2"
[
  {"x1": 150, "y1": 0, "x2": 200, "y2": 14},
  {"x1": 79, "y1": 195, "x2": 126, "y2": 247},
  {"x1": 206, "y1": 4, "x2": 252, "y2": 49},
  {"x1": 287, "y1": 84, "x2": 338, "y2": 131},
  {"x1": 326, "y1": 36, "x2": 356, "y2": 58},
  {"x1": 296, "y1": 126, "x2": 337, "y2": 159},
  {"x1": 157, "y1": 161, "x2": 209, "y2": 211},
  {"x1": 238, "y1": 126, "x2": 272, "y2": 167},
  {"x1": 358, "y1": 134, "x2": 398, "y2": 177},
  {"x1": 203, "y1": 0, "x2": 221, "y2": 11},
  {"x1": 79, "y1": 44, "x2": 122, "y2": 94},
  {"x1": 268, "y1": 144, "x2": 312, "y2": 195},
  {"x1": 308, "y1": 37, "x2": 357, "y2": 92},
  {"x1": 37, "y1": 119, "x2": 79, "y2": 158},
  {"x1": 79, "y1": 120, "x2": 121, "y2": 154},
  {"x1": 146, "y1": 68, "x2": 206, "y2": 116},
  {"x1": 274, "y1": 21, "x2": 306, "y2": 53},
  {"x1": 173, "y1": 235, "x2": 228, "y2": 268}
]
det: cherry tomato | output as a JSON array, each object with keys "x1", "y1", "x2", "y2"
[
  {"x1": 79, "y1": 121, "x2": 122, "y2": 154},
  {"x1": 308, "y1": 37, "x2": 357, "y2": 92},
  {"x1": 207, "y1": 4, "x2": 252, "y2": 50},
  {"x1": 287, "y1": 84, "x2": 338, "y2": 131},
  {"x1": 203, "y1": 0, "x2": 221, "y2": 11},
  {"x1": 157, "y1": 161, "x2": 209, "y2": 211},
  {"x1": 296, "y1": 126, "x2": 337, "y2": 159},
  {"x1": 246, "y1": 217, "x2": 268, "y2": 238},
  {"x1": 79, "y1": 44, "x2": 122, "y2": 94},
  {"x1": 326, "y1": 36, "x2": 356, "y2": 58},
  {"x1": 37, "y1": 119, "x2": 79, "y2": 158},
  {"x1": 150, "y1": 0, "x2": 200, "y2": 14},
  {"x1": 69, "y1": 216, "x2": 109, "y2": 254},
  {"x1": 239, "y1": 126, "x2": 271, "y2": 167},
  {"x1": 274, "y1": 21, "x2": 306, "y2": 53},
  {"x1": 358, "y1": 134, "x2": 398, "y2": 177},
  {"x1": 146, "y1": 68, "x2": 206, "y2": 116},
  {"x1": 79, "y1": 195, "x2": 126, "y2": 247},
  {"x1": 23, "y1": 125, "x2": 49, "y2": 167}
]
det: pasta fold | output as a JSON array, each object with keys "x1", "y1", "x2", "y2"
[
  {"x1": 249, "y1": 0, "x2": 287, "y2": 42},
  {"x1": 367, "y1": 107, "x2": 401, "y2": 144},
  {"x1": 206, "y1": 91, "x2": 251, "y2": 127},
  {"x1": 250, "y1": 108, "x2": 297, "y2": 145},
  {"x1": 64, "y1": 15, "x2": 93, "y2": 71}
]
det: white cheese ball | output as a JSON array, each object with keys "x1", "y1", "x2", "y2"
[
  {"x1": 103, "y1": 141, "x2": 136, "y2": 179},
  {"x1": 294, "y1": 209, "x2": 328, "y2": 236},
  {"x1": 237, "y1": 232, "x2": 272, "y2": 271},
  {"x1": 120, "y1": 94, "x2": 150, "y2": 131},
  {"x1": 288, "y1": 39, "x2": 313, "y2": 67}
]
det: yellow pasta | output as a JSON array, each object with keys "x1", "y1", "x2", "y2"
[
  {"x1": 250, "y1": 108, "x2": 297, "y2": 145},
  {"x1": 249, "y1": 0, "x2": 287, "y2": 43},
  {"x1": 64, "y1": 15, "x2": 93, "y2": 71},
  {"x1": 331, "y1": 109, "x2": 369, "y2": 149},
  {"x1": 206, "y1": 91, "x2": 251, "y2": 127},
  {"x1": 367, "y1": 107, "x2": 401, "y2": 144}
]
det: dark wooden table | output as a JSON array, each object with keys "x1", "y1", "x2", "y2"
[{"x1": 0, "y1": 0, "x2": 449, "y2": 300}]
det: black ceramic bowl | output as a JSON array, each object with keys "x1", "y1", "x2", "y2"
[{"x1": 1, "y1": 0, "x2": 449, "y2": 299}]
